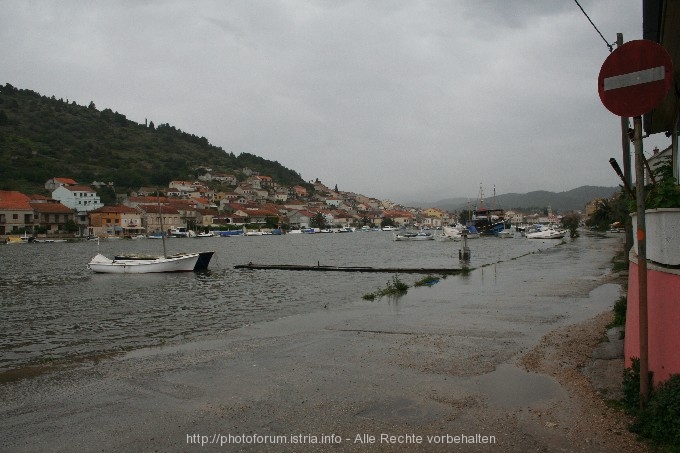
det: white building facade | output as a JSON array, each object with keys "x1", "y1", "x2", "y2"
[{"x1": 51, "y1": 185, "x2": 104, "y2": 212}]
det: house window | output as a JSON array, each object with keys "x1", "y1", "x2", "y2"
[{"x1": 13, "y1": 214, "x2": 18, "y2": 220}]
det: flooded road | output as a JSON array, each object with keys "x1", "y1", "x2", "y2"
[
  {"x1": 1, "y1": 231, "x2": 560, "y2": 372},
  {"x1": 0, "y1": 232, "x2": 637, "y2": 452}
]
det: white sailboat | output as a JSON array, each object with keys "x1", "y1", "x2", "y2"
[
  {"x1": 87, "y1": 252, "x2": 199, "y2": 273},
  {"x1": 87, "y1": 194, "x2": 205, "y2": 273}
]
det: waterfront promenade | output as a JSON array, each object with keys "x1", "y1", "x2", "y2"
[{"x1": 0, "y1": 234, "x2": 645, "y2": 452}]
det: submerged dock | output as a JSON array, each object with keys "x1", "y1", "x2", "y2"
[{"x1": 234, "y1": 263, "x2": 465, "y2": 274}]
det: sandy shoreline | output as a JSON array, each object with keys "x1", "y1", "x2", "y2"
[{"x1": 0, "y1": 234, "x2": 647, "y2": 452}]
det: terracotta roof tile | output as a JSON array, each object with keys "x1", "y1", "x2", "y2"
[{"x1": 29, "y1": 202, "x2": 73, "y2": 213}]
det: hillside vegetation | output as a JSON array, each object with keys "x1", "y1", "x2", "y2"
[
  {"x1": 1, "y1": 83, "x2": 617, "y2": 210},
  {"x1": 0, "y1": 83, "x2": 307, "y2": 195}
]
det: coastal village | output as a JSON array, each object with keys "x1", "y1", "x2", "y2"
[{"x1": 0, "y1": 170, "x2": 574, "y2": 239}]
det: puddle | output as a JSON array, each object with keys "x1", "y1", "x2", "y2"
[{"x1": 473, "y1": 363, "x2": 567, "y2": 409}]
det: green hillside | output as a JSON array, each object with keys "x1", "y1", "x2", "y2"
[{"x1": 0, "y1": 83, "x2": 307, "y2": 195}]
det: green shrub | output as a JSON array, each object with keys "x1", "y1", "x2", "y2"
[
  {"x1": 631, "y1": 374, "x2": 680, "y2": 451},
  {"x1": 623, "y1": 357, "x2": 643, "y2": 412},
  {"x1": 611, "y1": 296, "x2": 627, "y2": 327},
  {"x1": 363, "y1": 275, "x2": 409, "y2": 301}
]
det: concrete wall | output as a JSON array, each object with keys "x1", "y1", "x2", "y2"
[{"x1": 625, "y1": 258, "x2": 680, "y2": 384}]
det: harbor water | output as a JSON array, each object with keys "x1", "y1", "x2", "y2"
[{"x1": 1, "y1": 231, "x2": 569, "y2": 374}]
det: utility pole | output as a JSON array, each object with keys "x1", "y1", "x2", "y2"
[
  {"x1": 633, "y1": 116, "x2": 649, "y2": 408},
  {"x1": 617, "y1": 33, "x2": 634, "y2": 256}
]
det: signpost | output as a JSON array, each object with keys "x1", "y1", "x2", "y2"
[{"x1": 598, "y1": 39, "x2": 674, "y2": 408}]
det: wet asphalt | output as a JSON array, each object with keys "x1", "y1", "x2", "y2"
[{"x1": 0, "y1": 233, "x2": 624, "y2": 452}]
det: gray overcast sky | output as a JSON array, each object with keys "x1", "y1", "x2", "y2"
[{"x1": 1, "y1": 0, "x2": 671, "y2": 203}]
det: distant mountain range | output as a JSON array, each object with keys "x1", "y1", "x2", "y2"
[{"x1": 410, "y1": 186, "x2": 620, "y2": 213}]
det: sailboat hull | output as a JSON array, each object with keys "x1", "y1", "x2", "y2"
[
  {"x1": 87, "y1": 253, "x2": 200, "y2": 273},
  {"x1": 113, "y1": 251, "x2": 214, "y2": 270}
]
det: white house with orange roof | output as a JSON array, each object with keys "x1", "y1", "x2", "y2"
[{"x1": 51, "y1": 185, "x2": 103, "y2": 212}]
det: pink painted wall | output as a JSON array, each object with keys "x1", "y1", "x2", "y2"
[{"x1": 625, "y1": 262, "x2": 680, "y2": 384}]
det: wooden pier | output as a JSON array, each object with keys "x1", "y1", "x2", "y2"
[{"x1": 234, "y1": 263, "x2": 465, "y2": 275}]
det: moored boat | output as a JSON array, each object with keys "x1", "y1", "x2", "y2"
[
  {"x1": 393, "y1": 231, "x2": 435, "y2": 241},
  {"x1": 526, "y1": 226, "x2": 566, "y2": 239},
  {"x1": 468, "y1": 185, "x2": 510, "y2": 236},
  {"x1": 113, "y1": 251, "x2": 215, "y2": 270},
  {"x1": 88, "y1": 253, "x2": 200, "y2": 273},
  {"x1": 170, "y1": 227, "x2": 196, "y2": 238},
  {"x1": 4, "y1": 235, "x2": 27, "y2": 244},
  {"x1": 88, "y1": 194, "x2": 210, "y2": 273}
]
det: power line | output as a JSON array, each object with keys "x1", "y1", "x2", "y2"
[{"x1": 573, "y1": 0, "x2": 614, "y2": 52}]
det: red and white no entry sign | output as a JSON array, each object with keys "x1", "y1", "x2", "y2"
[{"x1": 598, "y1": 39, "x2": 673, "y2": 118}]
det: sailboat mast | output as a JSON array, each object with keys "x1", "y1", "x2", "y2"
[{"x1": 157, "y1": 191, "x2": 167, "y2": 258}]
